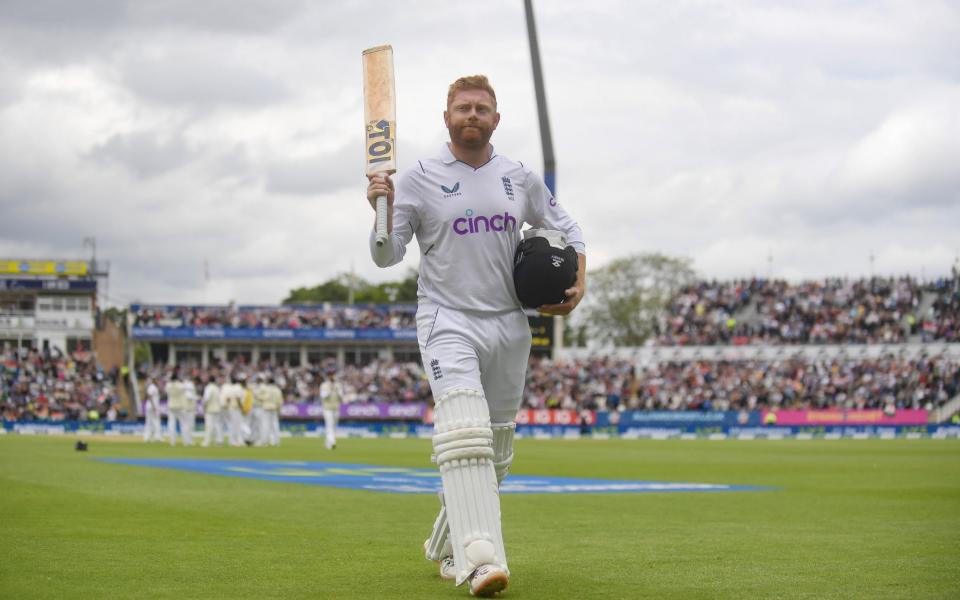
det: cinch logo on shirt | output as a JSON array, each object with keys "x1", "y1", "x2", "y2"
[{"x1": 453, "y1": 209, "x2": 517, "y2": 235}]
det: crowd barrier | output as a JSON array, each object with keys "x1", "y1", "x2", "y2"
[{"x1": 5, "y1": 408, "x2": 957, "y2": 439}]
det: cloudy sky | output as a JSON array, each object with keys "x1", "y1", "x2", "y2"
[{"x1": 1, "y1": 0, "x2": 958, "y2": 306}]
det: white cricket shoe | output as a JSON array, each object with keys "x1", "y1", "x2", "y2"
[
  {"x1": 469, "y1": 564, "x2": 508, "y2": 597},
  {"x1": 439, "y1": 556, "x2": 456, "y2": 581},
  {"x1": 423, "y1": 539, "x2": 456, "y2": 580}
]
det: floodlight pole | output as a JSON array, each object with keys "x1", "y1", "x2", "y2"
[
  {"x1": 524, "y1": 0, "x2": 565, "y2": 354},
  {"x1": 524, "y1": 0, "x2": 556, "y2": 197}
]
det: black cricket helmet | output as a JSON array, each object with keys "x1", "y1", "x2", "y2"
[{"x1": 513, "y1": 229, "x2": 578, "y2": 309}]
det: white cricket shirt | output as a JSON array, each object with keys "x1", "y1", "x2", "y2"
[
  {"x1": 371, "y1": 144, "x2": 585, "y2": 313},
  {"x1": 203, "y1": 383, "x2": 221, "y2": 414},
  {"x1": 146, "y1": 382, "x2": 160, "y2": 410}
]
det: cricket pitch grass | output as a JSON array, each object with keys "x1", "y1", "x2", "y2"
[{"x1": 1, "y1": 435, "x2": 958, "y2": 599}]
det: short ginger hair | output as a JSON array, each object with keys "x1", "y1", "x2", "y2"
[{"x1": 447, "y1": 75, "x2": 497, "y2": 109}]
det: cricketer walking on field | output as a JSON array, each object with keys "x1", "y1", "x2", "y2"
[
  {"x1": 218, "y1": 374, "x2": 230, "y2": 444},
  {"x1": 319, "y1": 371, "x2": 344, "y2": 450},
  {"x1": 251, "y1": 376, "x2": 269, "y2": 446},
  {"x1": 201, "y1": 375, "x2": 223, "y2": 447},
  {"x1": 366, "y1": 75, "x2": 586, "y2": 597},
  {"x1": 242, "y1": 378, "x2": 257, "y2": 445},
  {"x1": 222, "y1": 376, "x2": 247, "y2": 447},
  {"x1": 166, "y1": 373, "x2": 198, "y2": 446},
  {"x1": 260, "y1": 377, "x2": 284, "y2": 447},
  {"x1": 184, "y1": 377, "x2": 199, "y2": 445},
  {"x1": 142, "y1": 377, "x2": 163, "y2": 442}
]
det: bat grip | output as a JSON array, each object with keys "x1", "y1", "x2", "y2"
[{"x1": 375, "y1": 195, "x2": 388, "y2": 247}]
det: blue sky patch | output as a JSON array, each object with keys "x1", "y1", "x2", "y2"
[{"x1": 99, "y1": 458, "x2": 768, "y2": 494}]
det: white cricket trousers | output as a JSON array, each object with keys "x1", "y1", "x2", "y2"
[
  {"x1": 202, "y1": 412, "x2": 223, "y2": 446},
  {"x1": 263, "y1": 409, "x2": 280, "y2": 446},
  {"x1": 183, "y1": 411, "x2": 195, "y2": 446},
  {"x1": 168, "y1": 409, "x2": 194, "y2": 446},
  {"x1": 416, "y1": 301, "x2": 531, "y2": 422},
  {"x1": 143, "y1": 409, "x2": 163, "y2": 442},
  {"x1": 323, "y1": 408, "x2": 338, "y2": 449},
  {"x1": 228, "y1": 408, "x2": 245, "y2": 446},
  {"x1": 251, "y1": 406, "x2": 265, "y2": 446}
]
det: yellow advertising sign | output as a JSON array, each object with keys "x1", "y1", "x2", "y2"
[{"x1": 0, "y1": 260, "x2": 89, "y2": 276}]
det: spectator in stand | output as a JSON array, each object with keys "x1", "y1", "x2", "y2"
[
  {"x1": 521, "y1": 354, "x2": 959, "y2": 413},
  {"x1": 923, "y1": 270, "x2": 959, "y2": 342},
  {"x1": 654, "y1": 276, "x2": 951, "y2": 345},
  {"x1": 1, "y1": 345, "x2": 118, "y2": 423},
  {"x1": 658, "y1": 280, "x2": 756, "y2": 346},
  {"x1": 132, "y1": 304, "x2": 417, "y2": 330},
  {"x1": 8, "y1": 350, "x2": 956, "y2": 424},
  {"x1": 131, "y1": 274, "x2": 959, "y2": 350}
]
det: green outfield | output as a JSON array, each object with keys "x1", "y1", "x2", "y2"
[{"x1": 1, "y1": 435, "x2": 958, "y2": 599}]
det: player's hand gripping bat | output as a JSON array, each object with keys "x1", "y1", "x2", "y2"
[{"x1": 362, "y1": 45, "x2": 397, "y2": 247}]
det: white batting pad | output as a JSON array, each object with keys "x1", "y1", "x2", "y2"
[
  {"x1": 432, "y1": 388, "x2": 507, "y2": 585},
  {"x1": 491, "y1": 422, "x2": 516, "y2": 484},
  {"x1": 425, "y1": 421, "x2": 515, "y2": 565},
  {"x1": 424, "y1": 491, "x2": 452, "y2": 562}
]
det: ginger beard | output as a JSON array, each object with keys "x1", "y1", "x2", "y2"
[{"x1": 444, "y1": 90, "x2": 500, "y2": 150}]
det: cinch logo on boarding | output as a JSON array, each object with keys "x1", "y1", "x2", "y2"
[{"x1": 453, "y1": 209, "x2": 517, "y2": 235}]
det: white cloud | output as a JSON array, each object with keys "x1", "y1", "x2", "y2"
[
  {"x1": 1, "y1": 0, "x2": 958, "y2": 308},
  {"x1": 835, "y1": 95, "x2": 960, "y2": 210}
]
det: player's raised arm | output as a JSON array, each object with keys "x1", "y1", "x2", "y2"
[{"x1": 367, "y1": 171, "x2": 417, "y2": 268}]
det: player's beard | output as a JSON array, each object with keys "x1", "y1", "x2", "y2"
[{"x1": 449, "y1": 121, "x2": 493, "y2": 150}]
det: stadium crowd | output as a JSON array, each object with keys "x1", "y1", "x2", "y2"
[
  {"x1": 131, "y1": 274, "x2": 958, "y2": 347},
  {"x1": 5, "y1": 351, "x2": 958, "y2": 421},
  {"x1": 657, "y1": 274, "x2": 959, "y2": 346},
  {"x1": 1, "y1": 345, "x2": 122, "y2": 422},
  {"x1": 523, "y1": 355, "x2": 960, "y2": 413},
  {"x1": 132, "y1": 303, "x2": 417, "y2": 330},
  {"x1": 4, "y1": 271, "x2": 958, "y2": 423},
  {"x1": 132, "y1": 351, "x2": 960, "y2": 416},
  {"x1": 925, "y1": 275, "x2": 959, "y2": 342}
]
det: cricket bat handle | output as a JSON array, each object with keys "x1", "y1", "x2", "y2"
[{"x1": 375, "y1": 195, "x2": 388, "y2": 246}]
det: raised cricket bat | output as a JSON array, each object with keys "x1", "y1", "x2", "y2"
[{"x1": 362, "y1": 45, "x2": 397, "y2": 247}]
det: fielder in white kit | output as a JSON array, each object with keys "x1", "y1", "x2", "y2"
[
  {"x1": 142, "y1": 376, "x2": 163, "y2": 442},
  {"x1": 201, "y1": 375, "x2": 223, "y2": 447},
  {"x1": 319, "y1": 370, "x2": 344, "y2": 450},
  {"x1": 367, "y1": 75, "x2": 586, "y2": 597}
]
